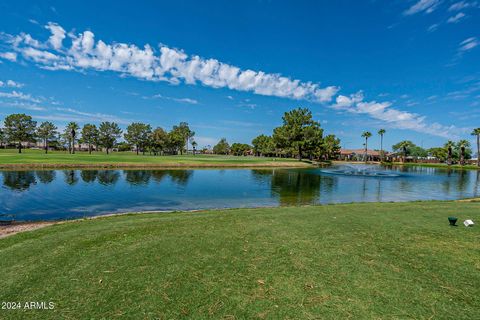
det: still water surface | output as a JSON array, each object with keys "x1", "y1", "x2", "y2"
[{"x1": 1, "y1": 164, "x2": 479, "y2": 221}]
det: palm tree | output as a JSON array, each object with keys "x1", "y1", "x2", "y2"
[
  {"x1": 444, "y1": 140, "x2": 455, "y2": 166},
  {"x1": 472, "y1": 128, "x2": 480, "y2": 167},
  {"x1": 395, "y1": 141, "x2": 412, "y2": 163},
  {"x1": 191, "y1": 140, "x2": 197, "y2": 156},
  {"x1": 378, "y1": 129, "x2": 386, "y2": 162},
  {"x1": 457, "y1": 140, "x2": 470, "y2": 166},
  {"x1": 66, "y1": 122, "x2": 80, "y2": 154},
  {"x1": 361, "y1": 131, "x2": 372, "y2": 162}
]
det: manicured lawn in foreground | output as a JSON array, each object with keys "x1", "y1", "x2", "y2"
[
  {"x1": 0, "y1": 201, "x2": 479, "y2": 319},
  {"x1": 0, "y1": 149, "x2": 305, "y2": 167}
]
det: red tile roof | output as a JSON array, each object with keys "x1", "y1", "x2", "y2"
[{"x1": 340, "y1": 149, "x2": 387, "y2": 156}]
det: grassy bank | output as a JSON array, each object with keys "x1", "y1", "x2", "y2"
[
  {"x1": 390, "y1": 162, "x2": 480, "y2": 170},
  {"x1": 0, "y1": 149, "x2": 310, "y2": 169},
  {"x1": 1, "y1": 201, "x2": 479, "y2": 319}
]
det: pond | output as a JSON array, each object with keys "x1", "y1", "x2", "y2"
[{"x1": 1, "y1": 164, "x2": 479, "y2": 221}]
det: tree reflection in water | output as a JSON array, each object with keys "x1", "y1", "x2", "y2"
[
  {"x1": 80, "y1": 170, "x2": 98, "y2": 183},
  {"x1": 2, "y1": 167, "x2": 480, "y2": 206},
  {"x1": 0, "y1": 169, "x2": 194, "y2": 188},
  {"x1": 151, "y1": 170, "x2": 169, "y2": 183},
  {"x1": 124, "y1": 170, "x2": 152, "y2": 186},
  {"x1": 2, "y1": 171, "x2": 37, "y2": 191},
  {"x1": 97, "y1": 170, "x2": 120, "y2": 186},
  {"x1": 63, "y1": 170, "x2": 79, "y2": 186},
  {"x1": 168, "y1": 170, "x2": 193, "y2": 186},
  {"x1": 456, "y1": 170, "x2": 469, "y2": 196},
  {"x1": 36, "y1": 170, "x2": 56, "y2": 184},
  {"x1": 475, "y1": 170, "x2": 480, "y2": 198},
  {"x1": 251, "y1": 169, "x2": 334, "y2": 206}
]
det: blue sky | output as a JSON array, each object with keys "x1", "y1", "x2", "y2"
[{"x1": 0, "y1": 0, "x2": 479, "y2": 150}]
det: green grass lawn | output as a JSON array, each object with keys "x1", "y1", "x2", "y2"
[
  {"x1": 0, "y1": 201, "x2": 479, "y2": 319},
  {"x1": 391, "y1": 162, "x2": 480, "y2": 170},
  {"x1": 0, "y1": 149, "x2": 307, "y2": 168}
]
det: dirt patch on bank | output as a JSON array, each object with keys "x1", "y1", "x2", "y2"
[{"x1": 0, "y1": 222, "x2": 56, "y2": 239}]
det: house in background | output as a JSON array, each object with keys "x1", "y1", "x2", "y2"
[{"x1": 338, "y1": 149, "x2": 392, "y2": 162}]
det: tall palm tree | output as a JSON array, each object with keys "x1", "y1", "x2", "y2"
[
  {"x1": 472, "y1": 128, "x2": 480, "y2": 167},
  {"x1": 66, "y1": 122, "x2": 80, "y2": 154},
  {"x1": 444, "y1": 140, "x2": 455, "y2": 166},
  {"x1": 378, "y1": 129, "x2": 386, "y2": 162},
  {"x1": 361, "y1": 131, "x2": 372, "y2": 163},
  {"x1": 457, "y1": 140, "x2": 470, "y2": 166}
]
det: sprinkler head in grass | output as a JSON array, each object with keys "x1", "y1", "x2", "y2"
[{"x1": 448, "y1": 216, "x2": 458, "y2": 226}]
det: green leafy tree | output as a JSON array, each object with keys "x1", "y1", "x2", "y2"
[
  {"x1": 81, "y1": 124, "x2": 99, "y2": 154},
  {"x1": 230, "y1": 143, "x2": 251, "y2": 156},
  {"x1": 252, "y1": 134, "x2": 275, "y2": 157},
  {"x1": 64, "y1": 122, "x2": 80, "y2": 154},
  {"x1": 303, "y1": 123, "x2": 324, "y2": 159},
  {"x1": 151, "y1": 127, "x2": 169, "y2": 155},
  {"x1": 4, "y1": 113, "x2": 37, "y2": 153},
  {"x1": 98, "y1": 122, "x2": 122, "y2": 154},
  {"x1": 378, "y1": 129, "x2": 386, "y2": 161},
  {"x1": 392, "y1": 140, "x2": 413, "y2": 163},
  {"x1": 471, "y1": 128, "x2": 480, "y2": 167},
  {"x1": 168, "y1": 126, "x2": 186, "y2": 155},
  {"x1": 456, "y1": 140, "x2": 471, "y2": 166},
  {"x1": 428, "y1": 147, "x2": 448, "y2": 162},
  {"x1": 272, "y1": 108, "x2": 323, "y2": 160},
  {"x1": 213, "y1": 138, "x2": 230, "y2": 155},
  {"x1": 124, "y1": 122, "x2": 152, "y2": 155},
  {"x1": 37, "y1": 121, "x2": 58, "y2": 154},
  {"x1": 409, "y1": 145, "x2": 428, "y2": 158},
  {"x1": 361, "y1": 131, "x2": 372, "y2": 162},
  {"x1": 321, "y1": 134, "x2": 341, "y2": 160},
  {"x1": 172, "y1": 122, "x2": 194, "y2": 155}
]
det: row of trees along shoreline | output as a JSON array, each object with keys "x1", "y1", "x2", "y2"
[
  {"x1": 0, "y1": 109, "x2": 479, "y2": 166},
  {"x1": 0, "y1": 108, "x2": 342, "y2": 160},
  {"x1": 358, "y1": 129, "x2": 479, "y2": 166},
  {"x1": 0, "y1": 114, "x2": 196, "y2": 156}
]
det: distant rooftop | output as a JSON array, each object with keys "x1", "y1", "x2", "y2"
[{"x1": 340, "y1": 149, "x2": 390, "y2": 156}]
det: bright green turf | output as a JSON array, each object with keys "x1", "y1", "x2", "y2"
[
  {"x1": 0, "y1": 149, "x2": 302, "y2": 166},
  {"x1": 0, "y1": 201, "x2": 479, "y2": 319},
  {"x1": 391, "y1": 162, "x2": 480, "y2": 170}
]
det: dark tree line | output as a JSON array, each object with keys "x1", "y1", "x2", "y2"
[
  {"x1": 392, "y1": 140, "x2": 474, "y2": 166},
  {"x1": 0, "y1": 113, "x2": 195, "y2": 155},
  {"x1": 209, "y1": 108, "x2": 341, "y2": 160},
  {"x1": 0, "y1": 108, "x2": 340, "y2": 160},
  {"x1": 2, "y1": 169, "x2": 194, "y2": 191}
]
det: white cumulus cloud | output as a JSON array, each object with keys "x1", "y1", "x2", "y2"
[
  {"x1": 45, "y1": 22, "x2": 66, "y2": 50},
  {"x1": 0, "y1": 51, "x2": 17, "y2": 61},
  {"x1": 5, "y1": 23, "x2": 338, "y2": 103},
  {"x1": 0, "y1": 22, "x2": 457, "y2": 138},
  {"x1": 331, "y1": 91, "x2": 457, "y2": 139}
]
